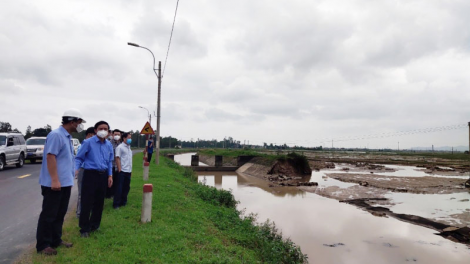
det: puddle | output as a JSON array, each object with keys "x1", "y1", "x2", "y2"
[
  {"x1": 346, "y1": 164, "x2": 468, "y2": 179},
  {"x1": 384, "y1": 192, "x2": 470, "y2": 225},
  {"x1": 311, "y1": 167, "x2": 357, "y2": 188}
]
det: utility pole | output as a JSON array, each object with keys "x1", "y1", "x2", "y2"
[
  {"x1": 127, "y1": 42, "x2": 162, "y2": 165},
  {"x1": 156, "y1": 61, "x2": 161, "y2": 165},
  {"x1": 468, "y1": 122, "x2": 470, "y2": 154}
]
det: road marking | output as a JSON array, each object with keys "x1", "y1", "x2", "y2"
[{"x1": 18, "y1": 174, "x2": 32, "y2": 179}]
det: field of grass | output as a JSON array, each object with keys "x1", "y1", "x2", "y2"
[{"x1": 25, "y1": 153, "x2": 307, "y2": 264}]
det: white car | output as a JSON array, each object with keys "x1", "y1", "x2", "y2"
[
  {"x1": 26, "y1": 137, "x2": 46, "y2": 163},
  {"x1": 71, "y1": 138, "x2": 81, "y2": 155}
]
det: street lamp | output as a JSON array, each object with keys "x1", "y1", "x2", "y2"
[
  {"x1": 128, "y1": 42, "x2": 162, "y2": 165},
  {"x1": 138, "y1": 106, "x2": 151, "y2": 124}
]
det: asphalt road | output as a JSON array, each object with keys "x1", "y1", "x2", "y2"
[
  {"x1": 0, "y1": 149, "x2": 142, "y2": 264},
  {"x1": 0, "y1": 161, "x2": 79, "y2": 264}
]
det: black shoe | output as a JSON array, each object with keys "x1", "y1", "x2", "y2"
[
  {"x1": 38, "y1": 247, "x2": 57, "y2": 255},
  {"x1": 113, "y1": 206, "x2": 120, "y2": 210},
  {"x1": 81, "y1": 232, "x2": 90, "y2": 238},
  {"x1": 91, "y1": 227, "x2": 100, "y2": 233}
]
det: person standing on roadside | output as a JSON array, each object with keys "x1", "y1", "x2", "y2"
[
  {"x1": 147, "y1": 136, "x2": 154, "y2": 162},
  {"x1": 113, "y1": 132, "x2": 133, "y2": 209},
  {"x1": 75, "y1": 121, "x2": 113, "y2": 237},
  {"x1": 106, "y1": 129, "x2": 121, "y2": 199},
  {"x1": 36, "y1": 109, "x2": 86, "y2": 255},
  {"x1": 75, "y1": 127, "x2": 95, "y2": 218}
]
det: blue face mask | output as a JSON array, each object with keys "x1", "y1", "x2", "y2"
[{"x1": 126, "y1": 139, "x2": 132, "y2": 145}]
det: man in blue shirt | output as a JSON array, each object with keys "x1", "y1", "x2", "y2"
[
  {"x1": 75, "y1": 127, "x2": 95, "y2": 219},
  {"x1": 75, "y1": 121, "x2": 114, "y2": 237},
  {"x1": 147, "y1": 136, "x2": 154, "y2": 162},
  {"x1": 36, "y1": 109, "x2": 86, "y2": 255}
]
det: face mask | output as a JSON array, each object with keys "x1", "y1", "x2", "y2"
[
  {"x1": 126, "y1": 139, "x2": 132, "y2": 145},
  {"x1": 76, "y1": 123, "x2": 84, "y2": 133},
  {"x1": 97, "y1": 130, "x2": 108, "y2": 139},
  {"x1": 108, "y1": 136, "x2": 112, "y2": 140},
  {"x1": 114, "y1": 136, "x2": 120, "y2": 141}
]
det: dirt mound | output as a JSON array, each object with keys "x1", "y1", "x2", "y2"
[{"x1": 268, "y1": 153, "x2": 312, "y2": 176}]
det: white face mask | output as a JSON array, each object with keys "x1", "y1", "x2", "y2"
[
  {"x1": 114, "y1": 135, "x2": 120, "y2": 141},
  {"x1": 97, "y1": 130, "x2": 109, "y2": 139},
  {"x1": 76, "y1": 123, "x2": 84, "y2": 133}
]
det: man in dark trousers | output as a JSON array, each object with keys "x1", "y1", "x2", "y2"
[
  {"x1": 75, "y1": 127, "x2": 95, "y2": 219},
  {"x1": 113, "y1": 132, "x2": 133, "y2": 209},
  {"x1": 36, "y1": 108, "x2": 86, "y2": 255},
  {"x1": 106, "y1": 129, "x2": 121, "y2": 198},
  {"x1": 147, "y1": 136, "x2": 154, "y2": 162},
  {"x1": 75, "y1": 121, "x2": 114, "y2": 237}
]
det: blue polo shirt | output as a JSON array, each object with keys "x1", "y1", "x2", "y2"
[
  {"x1": 75, "y1": 135, "x2": 114, "y2": 175},
  {"x1": 39, "y1": 126, "x2": 75, "y2": 187}
]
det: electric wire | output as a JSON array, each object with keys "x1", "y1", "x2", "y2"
[{"x1": 162, "y1": 0, "x2": 180, "y2": 78}]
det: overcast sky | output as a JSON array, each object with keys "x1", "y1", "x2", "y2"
[{"x1": 1, "y1": 0, "x2": 470, "y2": 149}]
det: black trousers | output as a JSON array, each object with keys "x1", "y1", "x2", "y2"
[
  {"x1": 36, "y1": 186, "x2": 71, "y2": 252},
  {"x1": 79, "y1": 170, "x2": 108, "y2": 233},
  {"x1": 105, "y1": 167, "x2": 117, "y2": 198},
  {"x1": 147, "y1": 153, "x2": 153, "y2": 163},
  {"x1": 113, "y1": 172, "x2": 131, "y2": 208}
]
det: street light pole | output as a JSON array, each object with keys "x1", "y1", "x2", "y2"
[
  {"x1": 128, "y1": 42, "x2": 162, "y2": 165},
  {"x1": 139, "y1": 106, "x2": 151, "y2": 124}
]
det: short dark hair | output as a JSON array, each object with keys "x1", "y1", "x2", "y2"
[
  {"x1": 94, "y1": 121, "x2": 110, "y2": 130},
  {"x1": 121, "y1": 132, "x2": 130, "y2": 141},
  {"x1": 85, "y1": 127, "x2": 95, "y2": 135},
  {"x1": 113, "y1": 129, "x2": 122, "y2": 135},
  {"x1": 62, "y1": 116, "x2": 79, "y2": 125}
]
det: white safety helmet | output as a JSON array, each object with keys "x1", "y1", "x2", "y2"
[{"x1": 62, "y1": 108, "x2": 86, "y2": 123}]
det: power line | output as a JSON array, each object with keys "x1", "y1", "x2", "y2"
[{"x1": 162, "y1": 0, "x2": 180, "y2": 78}]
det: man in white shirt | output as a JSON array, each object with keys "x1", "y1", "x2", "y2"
[{"x1": 113, "y1": 132, "x2": 133, "y2": 209}]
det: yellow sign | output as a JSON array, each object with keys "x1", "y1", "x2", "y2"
[{"x1": 140, "y1": 122, "x2": 155, "y2": 135}]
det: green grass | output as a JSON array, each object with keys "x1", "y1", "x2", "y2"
[
  {"x1": 197, "y1": 149, "x2": 265, "y2": 157},
  {"x1": 28, "y1": 153, "x2": 307, "y2": 264}
]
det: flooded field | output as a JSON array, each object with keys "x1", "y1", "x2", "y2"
[{"x1": 175, "y1": 153, "x2": 470, "y2": 263}]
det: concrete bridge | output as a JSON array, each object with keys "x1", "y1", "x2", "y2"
[{"x1": 167, "y1": 154, "x2": 255, "y2": 172}]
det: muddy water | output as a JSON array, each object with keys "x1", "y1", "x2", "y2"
[
  {"x1": 174, "y1": 152, "x2": 208, "y2": 166},
  {"x1": 175, "y1": 155, "x2": 470, "y2": 263},
  {"x1": 316, "y1": 163, "x2": 470, "y2": 226}
]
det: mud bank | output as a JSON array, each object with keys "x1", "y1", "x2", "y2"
[
  {"x1": 237, "y1": 157, "x2": 316, "y2": 187},
  {"x1": 327, "y1": 173, "x2": 468, "y2": 194},
  {"x1": 305, "y1": 152, "x2": 470, "y2": 173}
]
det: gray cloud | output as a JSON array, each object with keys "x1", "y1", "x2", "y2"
[{"x1": 1, "y1": 0, "x2": 470, "y2": 149}]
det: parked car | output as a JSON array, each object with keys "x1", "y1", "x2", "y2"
[
  {"x1": 0, "y1": 132, "x2": 27, "y2": 171},
  {"x1": 26, "y1": 137, "x2": 46, "y2": 163},
  {"x1": 71, "y1": 138, "x2": 81, "y2": 155}
]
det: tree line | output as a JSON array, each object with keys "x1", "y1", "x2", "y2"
[{"x1": 1, "y1": 121, "x2": 322, "y2": 150}]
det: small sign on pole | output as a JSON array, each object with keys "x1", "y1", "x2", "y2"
[{"x1": 140, "y1": 122, "x2": 155, "y2": 135}]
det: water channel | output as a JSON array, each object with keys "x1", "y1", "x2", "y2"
[{"x1": 176, "y1": 153, "x2": 470, "y2": 263}]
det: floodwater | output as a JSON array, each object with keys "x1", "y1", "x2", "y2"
[
  {"x1": 175, "y1": 154, "x2": 470, "y2": 263},
  {"x1": 314, "y1": 163, "x2": 470, "y2": 226}
]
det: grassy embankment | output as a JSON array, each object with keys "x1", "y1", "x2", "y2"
[{"x1": 25, "y1": 153, "x2": 307, "y2": 263}]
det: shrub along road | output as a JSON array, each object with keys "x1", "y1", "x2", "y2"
[{"x1": 21, "y1": 153, "x2": 307, "y2": 263}]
